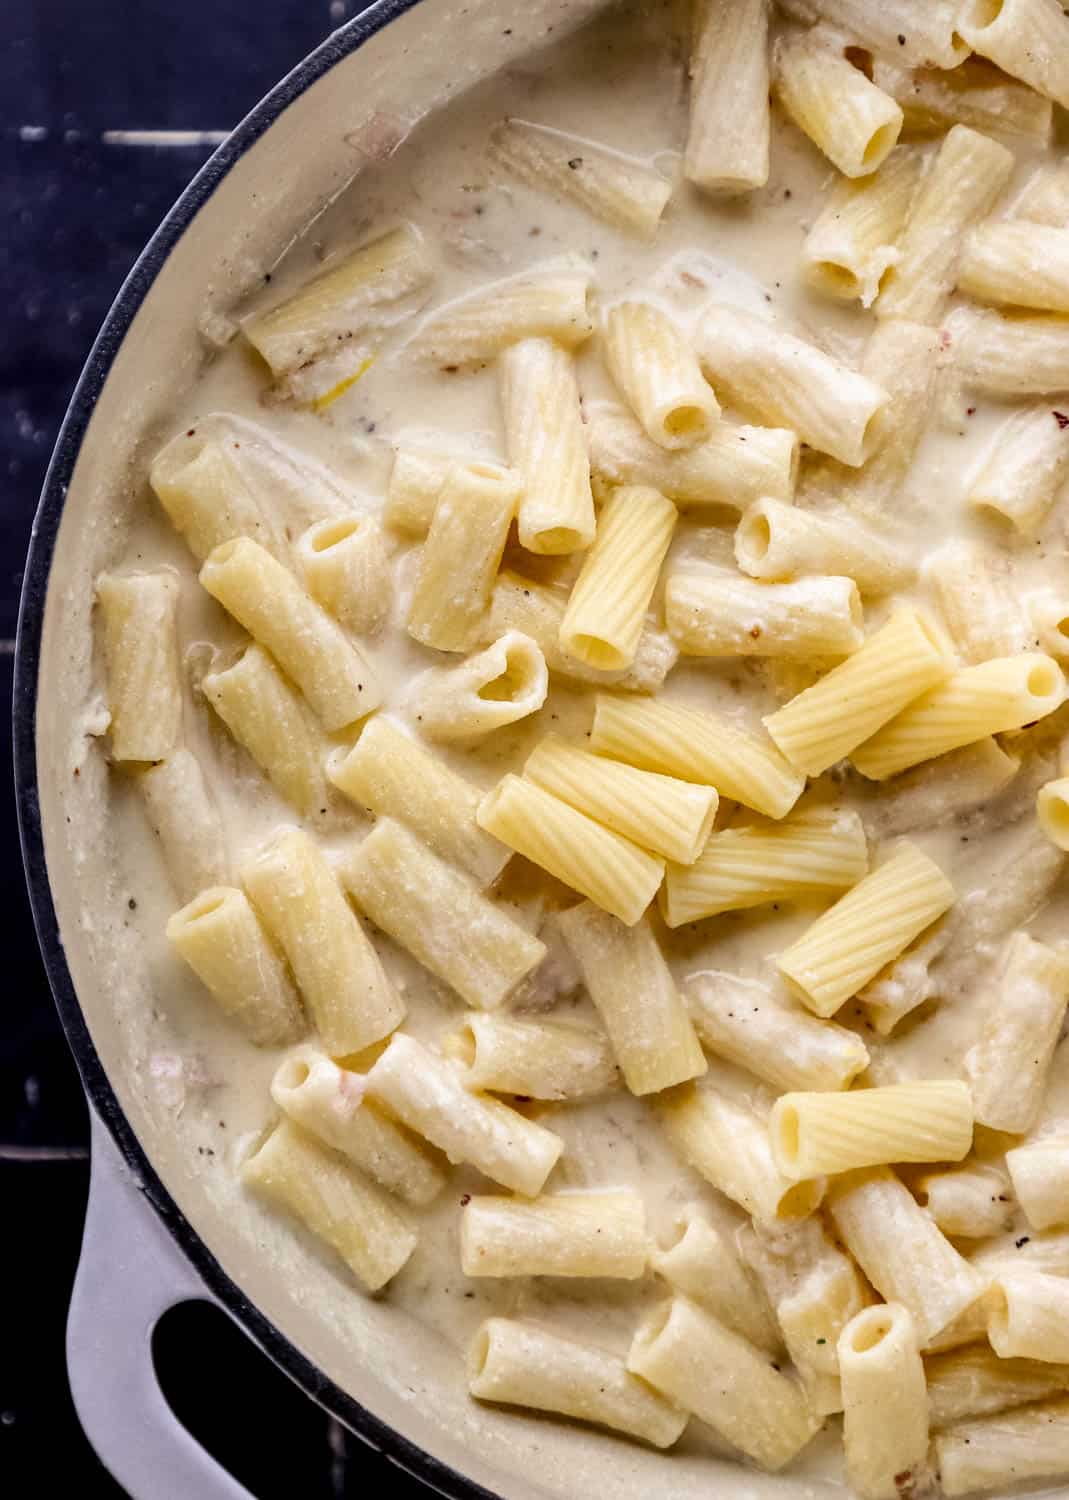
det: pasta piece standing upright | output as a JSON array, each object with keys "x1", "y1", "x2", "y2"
[
  {"x1": 557, "y1": 902, "x2": 705, "y2": 1095},
  {"x1": 96, "y1": 571, "x2": 182, "y2": 763},
  {"x1": 957, "y1": 0, "x2": 1069, "y2": 111},
  {"x1": 489, "y1": 120, "x2": 671, "y2": 239},
  {"x1": 838, "y1": 1304, "x2": 929, "y2": 1500},
  {"x1": 500, "y1": 337, "x2": 595, "y2": 555},
  {"x1": 684, "y1": 0, "x2": 770, "y2": 195},
  {"x1": 406, "y1": 633, "x2": 547, "y2": 743},
  {"x1": 773, "y1": 28, "x2": 903, "y2": 179},
  {"x1": 603, "y1": 301, "x2": 718, "y2": 449}
]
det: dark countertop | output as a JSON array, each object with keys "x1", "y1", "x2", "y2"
[{"x1": 2, "y1": 4, "x2": 432, "y2": 1493}]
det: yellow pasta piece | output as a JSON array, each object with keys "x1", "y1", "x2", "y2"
[
  {"x1": 735, "y1": 497, "x2": 912, "y2": 594},
  {"x1": 771, "y1": 1081, "x2": 973, "y2": 1180},
  {"x1": 297, "y1": 513, "x2": 390, "y2": 636},
  {"x1": 801, "y1": 147, "x2": 925, "y2": 307},
  {"x1": 95, "y1": 571, "x2": 182, "y2": 763},
  {"x1": 603, "y1": 301, "x2": 718, "y2": 448},
  {"x1": 774, "y1": 28, "x2": 903, "y2": 178}
]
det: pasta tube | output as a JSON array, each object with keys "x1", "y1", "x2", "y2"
[
  {"x1": 242, "y1": 1120, "x2": 415, "y2": 1291},
  {"x1": 96, "y1": 571, "x2": 182, "y2": 763},
  {"x1": 270, "y1": 1051, "x2": 445, "y2": 1206},
  {"x1": 957, "y1": 0, "x2": 1069, "y2": 110},
  {"x1": 686, "y1": 971, "x2": 870, "y2": 1092},
  {"x1": 763, "y1": 608, "x2": 951, "y2": 777},
  {"x1": 603, "y1": 301, "x2": 718, "y2": 448},
  {"x1": 1007, "y1": 1136, "x2": 1069, "y2": 1230},
  {"x1": 406, "y1": 461, "x2": 520, "y2": 651},
  {"x1": 557, "y1": 903, "x2": 706, "y2": 1095},
  {"x1": 877, "y1": 125, "x2": 1014, "y2": 324},
  {"x1": 967, "y1": 402, "x2": 1069, "y2": 534},
  {"x1": 937, "y1": 1396, "x2": 1069, "y2": 1496},
  {"x1": 773, "y1": 28, "x2": 903, "y2": 178},
  {"x1": 828, "y1": 1167, "x2": 985, "y2": 1345},
  {"x1": 486, "y1": 571, "x2": 678, "y2": 694},
  {"x1": 778, "y1": 842, "x2": 956, "y2": 1017},
  {"x1": 447, "y1": 1013, "x2": 617, "y2": 1101},
  {"x1": 242, "y1": 224, "x2": 434, "y2": 404},
  {"x1": 524, "y1": 735, "x2": 718, "y2": 865},
  {"x1": 585, "y1": 398, "x2": 797, "y2": 508},
  {"x1": 735, "y1": 497, "x2": 912, "y2": 594},
  {"x1": 925, "y1": 541, "x2": 1027, "y2": 663},
  {"x1": 770, "y1": 1081, "x2": 973, "y2": 1180},
  {"x1": 925, "y1": 1344, "x2": 1069, "y2": 1428},
  {"x1": 200, "y1": 538, "x2": 380, "y2": 730},
  {"x1": 952, "y1": 308, "x2": 1069, "y2": 395},
  {"x1": 406, "y1": 633, "x2": 547, "y2": 743},
  {"x1": 242, "y1": 828, "x2": 404, "y2": 1056},
  {"x1": 384, "y1": 448, "x2": 503, "y2": 537},
  {"x1": 838, "y1": 1303, "x2": 928, "y2": 1500},
  {"x1": 866, "y1": 738, "x2": 1020, "y2": 840},
  {"x1": 328, "y1": 715, "x2": 510, "y2": 887},
  {"x1": 657, "y1": 1083, "x2": 823, "y2": 1223},
  {"x1": 1012, "y1": 162, "x2": 1069, "y2": 225},
  {"x1": 917, "y1": 1162, "x2": 1013, "y2": 1239},
  {"x1": 661, "y1": 806, "x2": 869, "y2": 925},
  {"x1": 960, "y1": 223, "x2": 1069, "y2": 314},
  {"x1": 166, "y1": 886, "x2": 304, "y2": 1047},
  {"x1": 964, "y1": 932, "x2": 1069, "y2": 1135},
  {"x1": 988, "y1": 1270, "x2": 1069, "y2": 1362},
  {"x1": 469, "y1": 1319, "x2": 686, "y2": 1449},
  {"x1": 852, "y1": 654, "x2": 1066, "y2": 780},
  {"x1": 559, "y1": 486, "x2": 676, "y2": 671},
  {"x1": 666, "y1": 570, "x2": 864, "y2": 660},
  {"x1": 651, "y1": 1205, "x2": 780, "y2": 1352},
  {"x1": 801, "y1": 147, "x2": 924, "y2": 307},
  {"x1": 296, "y1": 513, "x2": 390, "y2": 636},
  {"x1": 696, "y1": 304, "x2": 888, "y2": 466},
  {"x1": 489, "y1": 120, "x2": 671, "y2": 238},
  {"x1": 778, "y1": 0, "x2": 969, "y2": 70},
  {"x1": 871, "y1": 56, "x2": 1053, "y2": 143},
  {"x1": 202, "y1": 644, "x2": 332, "y2": 819},
  {"x1": 684, "y1": 0, "x2": 770, "y2": 194},
  {"x1": 500, "y1": 336, "x2": 594, "y2": 555},
  {"x1": 477, "y1": 776, "x2": 664, "y2": 926},
  {"x1": 589, "y1": 695, "x2": 804, "y2": 820},
  {"x1": 460, "y1": 1191, "x2": 646, "y2": 1279},
  {"x1": 366, "y1": 1032, "x2": 562, "y2": 1196},
  {"x1": 138, "y1": 749, "x2": 228, "y2": 904},
  {"x1": 410, "y1": 257, "x2": 593, "y2": 367},
  {"x1": 149, "y1": 424, "x2": 282, "y2": 561},
  {"x1": 340, "y1": 819, "x2": 545, "y2": 1010},
  {"x1": 628, "y1": 1296, "x2": 820, "y2": 1471}
]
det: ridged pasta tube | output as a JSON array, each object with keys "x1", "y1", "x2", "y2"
[
  {"x1": 960, "y1": 223, "x2": 1069, "y2": 314},
  {"x1": 297, "y1": 513, "x2": 390, "y2": 636},
  {"x1": 96, "y1": 571, "x2": 182, "y2": 763},
  {"x1": 200, "y1": 538, "x2": 380, "y2": 730},
  {"x1": 651, "y1": 1205, "x2": 780, "y2": 1352},
  {"x1": 559, "y1": 486, "x2": 676, "y2": 671},
  {"x1": 925, "y1": 1344, "x2": 1069, "y2": 1429},
  {"x1": 500, "y1": 336, "x2": 595, "y2": 555},
  {"x1": 770, "y1": 1081, "x2": 973, "y2": 1180},
  {"x1": 242, "y1": 828, "x2": 404, "y2": 1056},
  {"x1": 477, "y1": 776, "x2": 664, "y2": 926},
  {"x1": 383, "y1": 446, "x2": 459, "y2": 536},
  {"x1": 406, "y1": 461, "x2": 520, "y2": 651},
  {"x1": 838, "y1": 1304, "x2": 929, "y2": 1500},
  {"x1": 489, "y1": 120, "x2": 671, "y2": 238},
  {"x1": 866, "y1": 739, "x2": 1020, "y2": 840},
  {"x1": 964, "y1": 932, "x2": 1069, "y2": 1135},
  {"x1": 877, "y1": 125, "x2": 1014, "y2": 324},
  {"x1": 657, "y1": 1084, "x2": 824, "y2": 1223},
  {"x1": 341, "y1": 819, "x2": 545, "y2": 1010},
  {"x1": 925, "y1": 541, "x2": 1027, "y2": 663},
  {"x1": 628, "y1": 1296, "x2": 821, "y2": 1470},
  {"x1": 958, "y1": 0, "x2": 1069, "y2": 110},
  {"x1": 779, "y1": 0, "x2": 969, "y2": 69},
  {"x1": 874, "y1": 54, "x2": 1053, "y2": 143},
  {"x1": 447, "y1": 1013, "x2": 617, "y2": 1101},
  {"x1": 763, "y1": 608, "x2": 952, "y2": 777},
  {"x1": 406, "y1": 633, "x2": 547, "y2": 744},
  {"x1": 952, "y1": 309, "x2": 1069, "y2": 395},
  {"x1": 469, "y1": 1319, "x2": 686, "y2": 1449},
  {"x1": 329, "y1": 717, "x2": 508, "y2": 886},
  {"x1": 366, "y1": 1032, "x2": 562, "y2": 1196},
  {"x1": 410, "y1": 257, "x2": 593, "y2": 367},
  {"x1": 662, "y1": 807, "x2": 869, "y2": 925},
  {"x1": 967, "y1": 402, "x2": 1069, "y2": 534},
  {"x1": 202, "y1": 644, "x2": 332, "y2": 818},
  {"x1": 166, "y1": 886, "x2": 305, "y2": 1047},
  {"x1": 801, "y1": 147, "x2": 924, "y2": 307},
  {"x1": 150, "y1": 426, "x2": 282, "y2": 561},
  {"x1": 684, "y1": 0, "x2": 770, "y2": 194},
  {"x1": 828, "y1": 1167, "x2": 985, "y2": 1345},
  {"x1": 585, "y1": 398, "x2": 797, "y2": 508},
  {"x1": 666, "y1": 570, "x2": 863, "y2": 660},
  {"x1": 778, "y1": 842, "x2": 956, "y2": 1017},
  {"x1": 590, "y1": 695, "x2": 804, "y2": 820},
  {"x1": 1012, "y1": 162, "x2": 1069, "y2": 225},
  {"x1": 988, "y1": 1270, "x2": 1069, "y2": 1361},
  {"x1": 852, "y1": 654, "x2": 1066, "y2": 780},
  {"x1": 270, "y1": 1052, "x2": 445, "y2": 1206},
  {"x1": 696, "y1": 304, "x2": 888, "y2": 466},
  {"x1": 1007, "y1": 1136, "x2": 1069, "y2": 1231},
  {"x1": 773, "y1": 28, "x2": 903, "y2": 178},
  {"x1": 557, "y1": 903, "x2": 706, "y2": 1095},
  {"x1": 735, "y1": 497, "x2": 912, "y2": 594},
  {"x1": 603, "y1": 301, "x2": 718, "y2": 448},
  {"x1": 241, "y1": 1119, "x2": 416, "y2": 1291},
  {"x1": 460, "y1": 1191, "x2": 646, "y2": 1279},
  {"x1": 524, "y1": 735, "x2": 717, "y2": 865},
  {"x1": 139, "y1": 749, "x2": 228, "y2": 904},
  {"x1": 937, "y1": 1395, "x2": 1069, "y2": 1496},
  {"x1": 686, "y1": 971, "x2": 870, "y2": 1092}
]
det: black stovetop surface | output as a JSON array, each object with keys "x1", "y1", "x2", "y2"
[{"x1": 2, "y1": 5, "x2": 433, "y2": 1494}]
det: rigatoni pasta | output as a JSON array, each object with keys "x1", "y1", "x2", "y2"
[
  {"x1": 735, "y1": 497, "x2": 912, "y2": 595},
  {"x1": 684, "y1": 0, "x2": 770, "y2": 195},
  {"x1": 956, "y1": 0, "x2": 1069, "y2": 111},
  {"x1": 967, "y1": 397, "x2": 1069, "y2": 533},
  {"x1": 138, "y1": 749, "x2": 228, "y2": 903},
  {"x1": 406, "y1": 632, "x2": 547, "y2": 742},
  {"x1": 959, "y1": 222, "x2": 1069, "y2": 314},
  {"x1": 297, "y1": 512, "x2": 390, "y2": 636},
  {"x1": 410, "y1": 257, "x2": 594, "y2": 366},
  {"x1": 666, "y1": 570, "x2": 864, "y2": 661},
  {"x1": 447, "y1": 1013, "x2": 617, "y2": 1102},
  {"x1": 838, "y1": 1303, "x2": 928, "y2": 1500},
  {"x1": 650, "y1": 1205, "x2": 780, "y2": 1352},
  {"x1": 460, "y1": 1191, "x2": 646, "y2": 1279},
  {"x1": 603, "y1": 301, "x2": 718, "y2": 449},
  {"x1": 96, "y1": 571, "x2": 182, "y2": 763},
  {"x1": 801, "y1": 146, "x2": 924, "y2": 307},
  {"x1": 770, "y1": 1081, "x2": 973, "y2": 1180},
  {"x1": 773, "y1": 28, "x2": 903, "y2": 179}
]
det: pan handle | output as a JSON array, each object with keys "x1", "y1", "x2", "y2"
[{"x1": 67, "y1": 1108, "x2": 256, "y2": 1499}]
